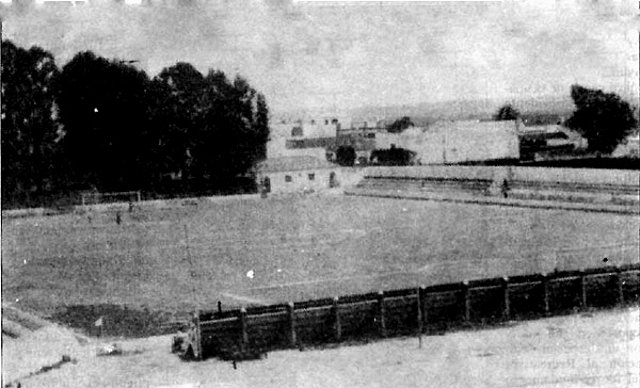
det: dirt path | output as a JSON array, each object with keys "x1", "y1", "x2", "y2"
[{"x1": 5, "y1": 307, "x2": 638, "y2": 388}]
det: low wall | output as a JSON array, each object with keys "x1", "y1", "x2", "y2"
[
  {"x1": 363, "y1": 165, "x2": 638, "y2": 188},
  {"x1": 181, "y1": 264, "x2": 640, "y2": 360},
  {"x1": 363, "y1": 165, "x2": 501, "y2": 181},
  {"x1": 510, "y1": 166, "x2": 638, "y2": 187},
  {"x1": 353, "y1": 165, "x2": 639, "y2": 208}
]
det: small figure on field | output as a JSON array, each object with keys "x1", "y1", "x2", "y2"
[
  {"x1": 501, "y1": 179, "x2": 510, "y2": 198},
  {"x1": 116, "y1": 211, "x2": 121, "y2": 225}
]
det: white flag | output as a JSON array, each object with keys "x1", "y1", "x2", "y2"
[{"x1": 94, "y1": 316, "x2": 104, "y2": 327}]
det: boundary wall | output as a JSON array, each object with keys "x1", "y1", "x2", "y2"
[{"x1": 180, "y1": 264, "x2": 640, "y2": 360}]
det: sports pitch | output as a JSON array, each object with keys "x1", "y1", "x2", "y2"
[{"x1": 2, "y1": 195, "x2": 638, "y2": 325}]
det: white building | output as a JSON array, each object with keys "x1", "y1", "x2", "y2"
[
  {"x1": 376, "y1": 120, "x2": 520, "y2": 164},
  {"x1": 256, "y1": 156, "x2": 340, "y2": 194}
]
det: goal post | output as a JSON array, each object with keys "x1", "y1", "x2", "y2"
[{"x1": 80, "y1": 190, "x2": 142, "y2": 207}]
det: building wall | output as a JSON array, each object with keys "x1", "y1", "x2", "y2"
[
  {"x1": 259, "y1": 169, "x2": 336, "y2": 194},
  {"x1": 258, "y1": 168, "x2": 364, "y2": 194}
]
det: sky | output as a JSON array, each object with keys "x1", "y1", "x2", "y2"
[{"x1": 1, "y1": 0, "x2": 638, "y2": 115}]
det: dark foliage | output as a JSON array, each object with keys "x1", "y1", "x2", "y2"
[
  {"x1": 336, "y1": 146, "x2": 356, "y2": 166},
  {"x1": 370, "y1": 147, "x2": 418, "y2": 166},
  {"x1": 57, "y1": 51, "x2": 151, "y2": 191},
  {"x1": 565, "y1": 85, "x2": 637, "y2": 154},
  {"x1": 1, "y1": 40, "x2": 270, "y2": 208},
  {"x1": 494, "y1": 104, "x2": 520, "y2": 121},
  {"x1": 1, "y1": 41, "x2": 62, "y2": 208},
  {"x1": 386, "y1": 116, "x2": 414, "y2": 133}
]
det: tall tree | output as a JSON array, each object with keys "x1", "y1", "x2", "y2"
[
  {"x1": 494, "y1": 104, "x2": 520, "y2": 121},
  {"x1": 254, "y1": 93, "x2": 270, "y2": 161},
  {"x1": 1, "y1": 40, "x2": 60, "y2": 206},
  {"x1": 565, "y1": 85, "x2": 637, "y2": 154},
  {"x1": 148, "y1": 62, "x2": 205, "y2": 180},
  {"x1": 56, "y1": 51, "x2": 151, "y2": 191}
]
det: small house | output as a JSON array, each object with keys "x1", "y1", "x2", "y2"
[{"x1": 256, "y1": 156, "x2": 341, "y2": 194}]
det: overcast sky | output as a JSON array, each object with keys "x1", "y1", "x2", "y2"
[{"x1": 1, "y1": 0, "x2": 638, "y2": 115}]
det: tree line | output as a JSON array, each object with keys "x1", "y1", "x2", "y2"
[{"x1": 1, "y1": 40, "x2": 269, "y2": 208}]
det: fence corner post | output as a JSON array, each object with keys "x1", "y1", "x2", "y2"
[
  {"x1": 287, "y1": 302, "x2": 297, "y2": 347},
  {"x1": 502, "y1": 277, "x2": 510, "y2": 320},
  {"x1": 377, "y1": 290, "x2": 386, "y2": 338},
  {"x1": 333, "y1": 297, "x2": 341, "y2": 342}
]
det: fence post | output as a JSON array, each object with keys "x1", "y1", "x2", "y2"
[
  {"x1": 333, "y1": 297, "x2": 341, "y2": 342},
  {"x1": 287, "y1": 302, "x2": 297, "y2": 347},
  {"x1": 239, "y1": 307, "x2": 248, "y2": 352},
  {"x1": 615, "y1": 266, "x2": 625, "y2": 305},
  {"x1": 377, "y1": 291, "x2": 386, "y2": 337},
  {"x1": 541, "y1": 274, "x2": 550, "y2": 316},
  {"x1": 418, "y1": 286, "x2": 426, "y2": 330},
  {"x1": 420, "y1": 285, "x2": 429, "y2": 328},
  {"x1": 193, "y1": 310, "x2": 203, "y2": 360},
  {"x1": 579, "y1": 269, "x2": 588, "y2": 310},
  {"x1": 416, "y1": 287, "x2": 424, "y2": 348},
  {"x1": 502, "y1": 277, "x2": 510, "y2": 320},
  {"x1": 462, "y1": 280, "x2": 471, "y2": 323}
]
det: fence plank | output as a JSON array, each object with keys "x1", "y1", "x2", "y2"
[
  {"x1": 287, "y1": 302, "x2": 296, "y2": 346},
  {"x1": 194, "y1": 310, "x2": 202, "y2": 360},
  {"x1": 462, "y1": 281, "x2": 470, "y2": 323},
  {"x1": 502, "y1": 277, "x2": 510, "y2": 320},
  {"x1": 580, "y1": 269, "x2": 588, "y2": 309},
  {"x1": 378, "y1": 291, "x2": 386, "y2": 337},
  {"x1": 542, "y1": 274, "x2": 550, "y2": 315},
  {"x1": 616, "y1": 266, "x2": 625, "y2": 305},
  {"x1": 417, "y1": 286, "x2": 423, "y2": 348},
  {"x1": 239, "y1": 308, "x2": 248, "y2": 351},
  {"x1": 332, "y1": 297, "x2": 342, "y2": 341}
]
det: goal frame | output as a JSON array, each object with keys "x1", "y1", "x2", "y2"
[{"x1": 80, "y1": 190, "x2": 142, "y2": 207}]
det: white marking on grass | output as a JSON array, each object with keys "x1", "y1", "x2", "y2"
[
  {"x1": 245, "y1": 269, "x2": 415, "y2": 292},
  {"x1": 221, "y1": 292, "x2": 269, "y2": 305}
]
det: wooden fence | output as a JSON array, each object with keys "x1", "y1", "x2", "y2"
[{"x1": 179, "y1": 264, "x2": 639, "y2": 360}]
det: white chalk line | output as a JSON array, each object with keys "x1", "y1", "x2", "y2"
[
  {"x1": 243, "y1": 244, "x2": 639, "y2": 293},
  {"x1": 220, "y1": 292, "x2": 270, "y2": 306}
]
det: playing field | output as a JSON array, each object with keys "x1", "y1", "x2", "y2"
[{"x1": 2, "y1": 195, "x2": 638, "y2": 326}]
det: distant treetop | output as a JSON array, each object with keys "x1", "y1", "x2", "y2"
[
  {"x1": 494, "y1": 104, "x2": 520, "y2": 121},
  {"x1": 565, "y1": 84, "x2": 637, "y2": 154},
  {"x1": 387, "y1": 116, "x2": 414, "y2": 133}
]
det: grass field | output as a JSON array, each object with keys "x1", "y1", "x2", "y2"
[{"x1": 2, "y1": 195, "x2": 638, "y2": 335}]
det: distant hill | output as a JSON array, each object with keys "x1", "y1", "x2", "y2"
[
  {"x1": 274, "y1": 96, "x2": 577, "y2": 126},
  {"x1": 348, "y1": 96, "x2": 576, "y2": 123}
]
